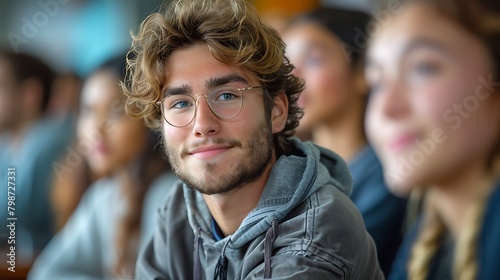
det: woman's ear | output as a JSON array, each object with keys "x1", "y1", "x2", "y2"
[{"x1": 271, "y1": 91, "x2": 288, "y2": 134}]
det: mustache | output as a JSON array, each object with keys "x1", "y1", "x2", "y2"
[{"x1": 181, "y1": 138, "x2": 243, "y2": 156}]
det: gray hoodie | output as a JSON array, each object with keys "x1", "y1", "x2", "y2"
[{"x1": 137, "y1": 139, "x2": 384, "y2": 279}]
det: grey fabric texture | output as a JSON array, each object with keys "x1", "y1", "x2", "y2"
[{"x1": 136, "y1": 139, "x2": 384, "y2": 279}]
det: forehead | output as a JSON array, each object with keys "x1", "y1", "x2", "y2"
[
  {"x1": 81, "y1": 71, "x2": 121, "y2": 105},
  {"x1": 164, "y1": 43, "x2": 259, "y2": 88},
  {"x1": 285, "y1": 22, "x2": 341, "y2": 53},
  {"x1": 368, "y1": 3, "x2": 484, "y2": 65}
]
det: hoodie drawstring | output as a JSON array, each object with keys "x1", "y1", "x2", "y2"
[
  {"x1": 194, "y1": 229, "x2": 202, "y2": 280},
  {"x1": 264, "y1": 219, "x2": 280, "y2": 278},
  {"x1": 213, "y1": 237, "x2": 230, "y2": 280}
]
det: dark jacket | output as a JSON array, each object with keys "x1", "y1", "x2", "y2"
[{"x1": 389, "y1": 180, "x2": 500, "y2": 279}]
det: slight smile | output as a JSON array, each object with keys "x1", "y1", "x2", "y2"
[{"x1": 189, "y1": 145, "x2": 233, "y2": 160}]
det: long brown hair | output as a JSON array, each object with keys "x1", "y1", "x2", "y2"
[
  {"x1": 376, "y1": 0, "x2": 500, "y2": 279},
  {"x1": 114, "y1": 131, "x2": 168, "y2": 277}
]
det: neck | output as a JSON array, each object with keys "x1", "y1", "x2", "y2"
[
  {"x1": 431, "y1": 160, "x2": 494, "y2": 239},
  {"x1": 203, "y1": 157, "x2": 274, "y2": 237},
  {"x1": 312, "y1": 98, "x2": 366, "y2": 162}
]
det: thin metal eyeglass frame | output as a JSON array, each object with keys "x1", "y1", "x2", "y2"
[{"x1": 155, "y1": 85, "x2": 266, "y2": 127}]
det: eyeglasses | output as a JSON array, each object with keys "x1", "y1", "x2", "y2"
[{"x1": 156, "y1": 85, "x2": 265, "y2": 127}]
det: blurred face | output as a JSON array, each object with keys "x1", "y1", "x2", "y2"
[
  {"x1": 161, "y1": 43, "x2": 281, "y2": 195},
  {"x1": 48, "y1": 74, "x2": 81, "y2": 116},
  {"x1": 284, "y1": 22, "x2": 356, "y2": 133},
  {"x1": 365, "y1": 3, "x2": 500, "y2": 195},
  {"x1": 0, "y1": 58, "x2": 19, "y2": 131},
  {"x1": 77, "y1": 71, "x2": 147, "y2": 176}
]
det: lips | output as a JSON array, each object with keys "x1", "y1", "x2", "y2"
[
  {"x1": 188, "y1": 144, "x2": 232, "y2": 160},
  {"x1": 93, "y1": 142, "x2": 109, "y2": 155},
  {"x1": 388, "y1": 133, "x2": 418, "y2": 152}
]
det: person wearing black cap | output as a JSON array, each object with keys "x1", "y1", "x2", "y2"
[{"x1": 284, "y1": 7, "x2": 407, "y2": 276}]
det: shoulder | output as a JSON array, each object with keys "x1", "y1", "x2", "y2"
[
  {"x1": 312, "y1": 183, "x2": 365, "y2": 225},
  {"x1": 152, "y1": 178, "x2": 190, "y2": 231},
  {"x1": 82, "y1": 177, "x2": 120, "y2": 205},
  {"x1": 144, "y1": 171, "x2": 181, "y2": 208},
  {"x1": 310, "y1": 184, "x2": 375, "y2": 250},
  {"x1": 349, "y1": 145, "x2": 388, "y2": 195},
  {"x1": 141, "y1": 171, "x2": 181, "y2": 241},
  {"x1": 66, "y1": 177, "x2": 123, "y2": 224},
  {"x1": 481, "y1": 183, "x2": 500, "y2": 243},
  {"x1": 478, "y1": 182, "x2": 500, "y2": 279},
  {"x1": 387, "y1": 218, "x2": 422, "y2": 280},
  {"x1": 63, "y1": 177, "x2": 120, "y2": 230},
  {"x1": 279, "y1": 184, "x2": 383, "y2": 278},
  {"x1": 155, "y1": 177, "x2": 185, "y2": 213}
]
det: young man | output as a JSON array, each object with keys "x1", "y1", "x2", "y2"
[{"x1": 123, "y1": 0, "x2": 383, "y2": 278}]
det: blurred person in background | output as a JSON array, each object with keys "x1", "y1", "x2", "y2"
[
  {"x1": 0, "y1": 51, "x2": 67, "y2": 266},
  {"x1": 28, "y1": 54, "x2": 177, "y2": 279},
  {"x1": 47, "y1": 72, "x2": 82, "y2": 122},
  {"x1": 283, "y1": 7, "x2": 407, "y2": 275},
  {"x1": 365, "y1": 0, "x2": 500, "y2": 278},
  {"x1": 50, "y1": 151, "x2": 95, "y2": 232},
  {"x1": 47, "y1": 73, "x2": 86, "y2": 231}
]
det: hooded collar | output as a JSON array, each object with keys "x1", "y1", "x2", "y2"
[{"x1": 183, "y1": 138, "x2": 352, "y2": 248}]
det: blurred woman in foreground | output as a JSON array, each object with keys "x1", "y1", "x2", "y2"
[{"x1": 365, "y1": 0, "x2": 500, "y2": 278}]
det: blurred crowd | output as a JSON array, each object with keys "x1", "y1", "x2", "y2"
[{"x1": 0, "y1": 0, "x2": 499, "y2": 279}]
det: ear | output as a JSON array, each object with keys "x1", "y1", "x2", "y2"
[{"x1": 271, "y1": 91, "x2": 288, "y2": 134}]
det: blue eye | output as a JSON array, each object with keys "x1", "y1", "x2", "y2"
[
  {"x1": 216, "y1": 92, "x2": 237, "y2": 101},
  {"x1": 210, "y1": 87, "x2": 243, "y2": 104},
  {"x1": 172, "y1": 100, "x2": 190, "y2": 108}
]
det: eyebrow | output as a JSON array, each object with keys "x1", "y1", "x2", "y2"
[
  {"x1": 365, "y1": 37, "x2": 450, "y2": 73},
  {"x1": 163, "y1": 74, "x2": 250, "y2": 98},
  {"x1": 401, "y1": 37, "x2": 450, "y2": 58},
  {"x1": 164, "y1": 84, "x2": 191, "y2": 97},
  {"x1": 205, "y1": 74, "x2": 249, "y2": 89}
]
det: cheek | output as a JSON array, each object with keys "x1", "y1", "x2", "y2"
[
  {"x1": 445, "y1": 101, "x2": 500, "y2": 160},
  {"x1": 365, "y1": 96, "x2": 387, "y2": 148},
  {"x1": 305, "y1": 65, "x2": 347, "y2": 99},
  {"x1": 302, "y1": 67, "x2": 351, "y2": 124},
  {"x1": 162, "y1": 125, "x2": 185, "y2": 152},
  {"x1": 411, "y1": 81, "x2": 459, "y2": 129},
  {"x1": 413, "y1": 76, "x2": 495, "y2": 139},
  {"x1": 76, "y1": 118, "x2": 93, "y2": 143}
]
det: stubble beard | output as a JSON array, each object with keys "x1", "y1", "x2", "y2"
[{"x1": 164, "y1": 122, "x2": 274, "y2": 195}]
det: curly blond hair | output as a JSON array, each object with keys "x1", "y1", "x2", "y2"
[{"x1": 122, "y1": 0, "x2": 304, "y2": 156}]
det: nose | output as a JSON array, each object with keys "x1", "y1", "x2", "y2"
[
  {"x1": 77, "y1": 111, "x2": 105, "y2": 147},
  {"x1": 192, "y1": 95, "x2": 220, "y2": 137},
  {"x1": 377, "y1": 78, "x2": 410, "y2": 120}
]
